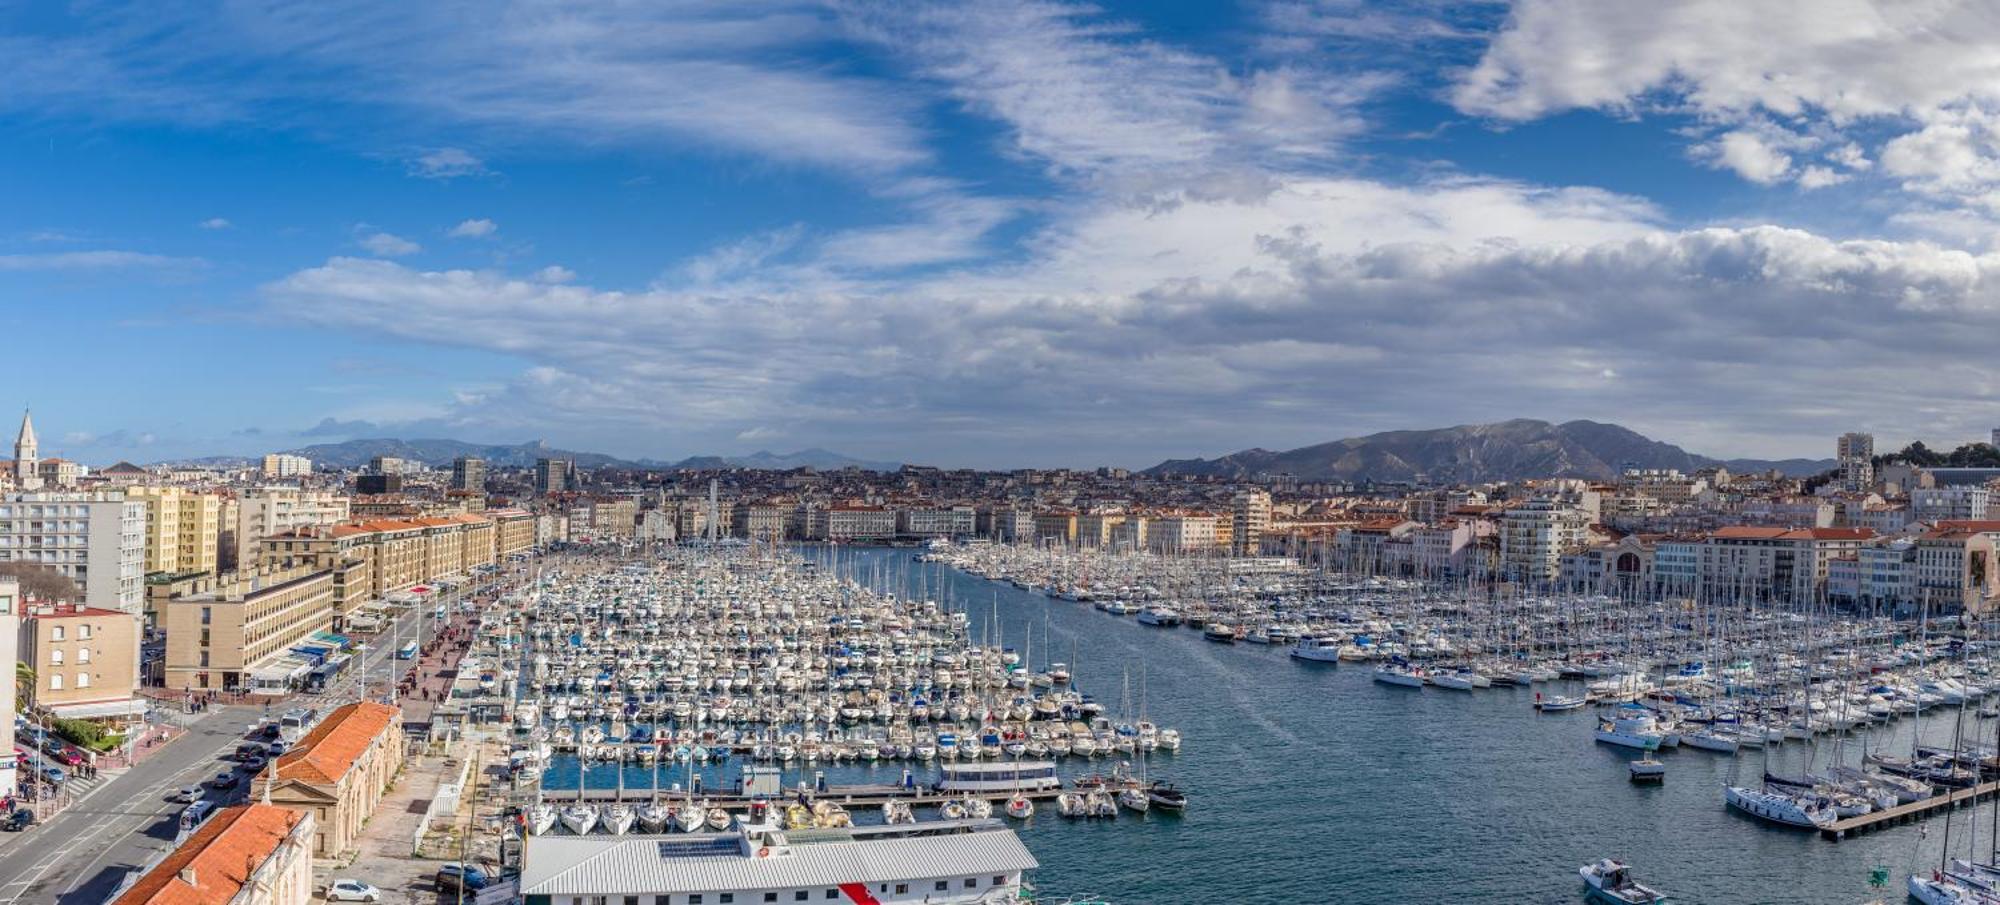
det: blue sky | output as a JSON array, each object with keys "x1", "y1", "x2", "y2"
[{"x1": 8, "y1": 0, "x2": 2000, "y2": 468}]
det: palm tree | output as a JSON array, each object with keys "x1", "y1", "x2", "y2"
[{"x1": 14, "y1": 661, "x2": 32, "y2": 713}]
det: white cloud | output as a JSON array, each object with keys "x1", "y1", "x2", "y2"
[
  {"x1": 0, "y1": 250, "x2": 200, "y2": 271},
  {"x1": 1709, "y1": 130, "x2": 1792, "y2": 185},
  {"x1": 1451, "y1": 0, "x2": 2000, "y2": 203},
  {"x1": 0, "y1": 4, "x2": 929, "y2": 177},
  {"x1": 408, "y1": 148, "x2": 487, "y2": 180},
  {"x1": 264, "y1": 174, "x2": 2000, "y2": 464},
  {"x1": 447, "y1": 218, "x2": 497, "y2": 238},
  {"x1": 534, "y1": 265, "x2": 576, "y2": 284},
  {"x1": 198, "y1": 217, "x2": 231, "y2": 230},
  {"x1": 355, "y1": 230, "x2": 420, "y2": 257}
]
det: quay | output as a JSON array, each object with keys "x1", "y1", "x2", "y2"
[
  {"x1": 528, "y1": 783, "x2": 1081, "y2": 809},
  {"x1": 1822, "y1": 779, "x2": 2000, "y2": 839}
]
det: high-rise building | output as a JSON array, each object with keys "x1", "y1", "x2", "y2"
[
  {"x1": 535, "y1": 457, "x2": 574, "y2": 495},
  {"x1": 260, "y1": 453, "x2": 312, "y2": 478},
  {"x1": 123, "y1": 486, "x2": 221, "y2": 575},
  {"x1": 1232, "y1": 489, "x2": 1273, "y2": 556},
  {"x1": 0, "y1": 491, "x2": 147, "y2": 612},
  {"x1": 11, "y1": 411, "x2": 40, "y2": 491},
  {"x1": 1837, "y1": 432, "x2": 1875, "y2": 491},
  {"x1": 451, "y1": 456, "x2": 486, "y2": 492},
  {"x1": 235, "y1": 487, "x2": 349, "y2": 567}
]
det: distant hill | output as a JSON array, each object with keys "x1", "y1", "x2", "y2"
[
  {"x1": 254, "y1": 438, "x2": 900, "y2": 472},
  {"x1": 1145, "y1": 419, "x2": 1831, "y2": 483}
]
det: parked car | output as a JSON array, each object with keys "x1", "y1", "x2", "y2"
[
  {"x1": 170, "y1": 786, "x2": 203, "y2": 804},
  {"x1": 209, "y1": 771, "x2": 238, "y2": 790},
  {"x1": 263, "y1": 739, "x2": 287, "y2": 756},
  {"x1": 4, "y1": 810, "x2": 33, "y2": 832},
  {"x1": 37, "y1": 765, "x2": 66, "y2": 785},
  {"x1": 234, "y1": 743, "x2": 264, "y2": 760},
  {"x1": 325, "y1": 879, "x2": 381, "y2": 902},
  {"x1": 238, "y1": 755, "x2": 267, "y2": 772},
  {"x1": 39, "y1": 741, "x2": 82, "y2": 766},
  {"x1": 434, "y1": 865, "x2": 489, "y2": 892}
]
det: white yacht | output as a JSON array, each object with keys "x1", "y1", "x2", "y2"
[
  {"x1": 1723, "y1": 785, "x2": 1836, "y2": 829},
  {"x1": 1594, "y1": 710, "x2": 1668, "y2": 751},
  {"x1": 1373, "y1": 665, "x2": 1426, "y2": 688}
]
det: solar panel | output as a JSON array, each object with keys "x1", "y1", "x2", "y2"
[{"x1": 656, "y1": 837, "x2": 740, "y2": 859}]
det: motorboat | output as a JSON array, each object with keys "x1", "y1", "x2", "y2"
[
  {"x1": 1579, "y1": 859, "x2": 1666, "y2": 904},
  {"x1": 1146, "y1": 781, "x2": 1187, "y2": 812},
  {"x1": 1005, "y1": 794, "x2": 1034, "y2": 819},
  {"x1": 1534, "y1": 694, "x2": 1587, "y2": 712},
  {"x1": 1288, "y1": 638, "x2": 1343, "y2": 663},
  {"x1": 1056, "y1": 792, "x2": 1087, "y2": 818}
]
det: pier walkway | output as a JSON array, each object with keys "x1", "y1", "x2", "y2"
[{"x1": 1823, "y1": 779, "x2": 2000, "y2": 839}]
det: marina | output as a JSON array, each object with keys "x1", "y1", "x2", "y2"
[{"x1": 465, "y1": 542, "x2": 2000, "y2": 902}]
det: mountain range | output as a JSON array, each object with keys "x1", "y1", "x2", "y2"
[
  {"x1": 1144, "y1": 419, "x2": 1833, "y2": 483},
  {"x1": 165, "y1": 438, "x2": 901, "y2": 472}
]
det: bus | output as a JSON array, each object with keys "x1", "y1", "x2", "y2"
[
  {"x1": 278, "y1": 707, "x2": 319, "y2": 744},
  {"x1": 397, "y1": 641, "x2": 419, "y2": 660}
]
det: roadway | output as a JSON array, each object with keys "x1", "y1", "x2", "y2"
[{"x1": 0, "y1": 567, "x2": 526, "y2": 904}]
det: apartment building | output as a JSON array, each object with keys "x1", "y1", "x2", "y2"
[
  {"x1": 162, "y1": 565, "x2": 335, "y2": 691},
  {"x1": 1033, "y1": 512, "x2": 1078, "y2": 545},
  {"x1": 899, "y1": 506, "x2": 975, "y2": 538},
  {"x1": 535, "y1": 457, "x2": 574, "y2": 495},
  {"x1": 0, "y1": 491, "x2": 147, "y2": 612},
  {"x1": 1912, "y1": 486, "x2": 1992, "y2": 524},
  {"x1": 826, "y1": 506, "x2": 896, "y2": 541},
  {"x1": 1498, "y1": 500, "x2": 1589, "y2": 582},
  {"x1": 731, "y1": 504, "x2": 789, "y2": 540},
  {"x1": 1149, "y1": 514, "x2": 1219, "y2": 554},
  {"x1": 235, "y1": 488, "x2": 349, "y2": 569},
  {"x1": 1232, "y1": 490, "x2": 1272, "y2": 556},
  {"x1": 260, "y1": 453, "x2": 312, "y2": 478},
  {"x1": 450, "y1": 456, "x2": 486, "y2": 492},
  {"x1": 123, "y1": 486, "x2": 220, "y2": 575},
  {"x1": 1073, "y1": 513, "x2": 1124, "y2": 548},
  {"x1": 18, "y1": 601, "x2": 144, "y2": 721}
]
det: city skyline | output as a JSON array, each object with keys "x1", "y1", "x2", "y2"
[{"x1": 13, "y1": 3, "x2": 2000, "y2": 467}]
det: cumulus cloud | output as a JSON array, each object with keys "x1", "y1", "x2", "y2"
[
  {"x1": 198, "y1": 217, "x2": 231, "y2": 229},
  {"x1": 1452, "y1": 0, "x2": 2000, "y2": 203},
  {"x1": 447, "y1": 218, "x2": 497, "y2": 238},
  {"x1": 262, "y1": 172, "x2": 2000, "y2": 464}
]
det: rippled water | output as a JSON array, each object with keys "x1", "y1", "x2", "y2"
[{"x1": 548, "y1": 548, "x2": 2000, "y2": 904}]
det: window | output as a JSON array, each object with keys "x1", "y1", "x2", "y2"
[
  {"x1": 935, "y1": 881, "x2": 949, "y2": 892},
  {"x1": 964, "y1": 879, "x2": 976, "y2": 889},
  {"x1": 993, "y1": 876, "x2": 1006, "y2": 886},
  {"x1": 689, "y1": 897, "x2": 703, "y2": 905},
  {"x1": 625, "y1": 898, "x2": 639, "y2": 905},
  {"x1": 49, "y1": 650, "x2": 61, "y2": 666},
  {"x1": 894, "y1": 886, "x2": 907, "y2": 896},
  {"x1": 764, "y1": 895, "x2": 777, "y2": 904},
  {"x1": 76, "y1": 673, "x2": 88, "y2": 689},
  {"x1": 48, "y1": 675, "x2": 60, "y2": 690},
  {"x1": 824, "y1": 893, "x2": 838, "y2": 901},
  {"x1": 794, "y1": 894, "x2": 807, "y2": 902},
  {"x1": 77, "y1": 648, "x2": 89, "y2": 665},
  {"x1": 78, "y1": 624, "x2": 90, "y2": 640},
  {"x1": 50, "y1": 626, "x2": 62, "y2": 642},
  {"x1": 719, "y1": 897, "x2": 733, "y2": 904}
]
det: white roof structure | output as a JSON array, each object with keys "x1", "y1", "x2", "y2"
[{"x1": 521, "y1": 821, "x2": 1037, "y2": 896}]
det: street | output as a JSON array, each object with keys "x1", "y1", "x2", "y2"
[{"x1": 0, "y1": 570, "x2": 518, "y2": 904}]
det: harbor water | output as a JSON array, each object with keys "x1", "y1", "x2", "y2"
[{"x1": 544, "y1": 547, "x2": 1993, "y2": 904}]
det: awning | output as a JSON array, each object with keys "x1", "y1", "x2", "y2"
[
  {"x1": 313, "y1": 631, "x2": 351, "y2": 648},
  {"x1": 45, "y1": 698, "x2": 149, "y2": 720}
]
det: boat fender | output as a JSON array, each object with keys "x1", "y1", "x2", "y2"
[{"x1": 758, "y1": 847, "x2": 771, "y2": 859}]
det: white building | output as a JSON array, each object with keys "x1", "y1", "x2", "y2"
[
  {"x1": 1498, "y1": 501, "x2": 1589, "y2": 582},
  {"x1": 1912, "y1": 486, "x2": 1992, "y2": 524},
  {"x1": 898, "y1": 506, "x2": 976, "y2": 538},
  {"x1": 1148, "y1": 515, "x2": 1218, "y2": 553},
  {"x1": 0, "y1": 492, "x2": 147, "y2": 612},
  {"x1": 1231, "y1": 490, "x2": 1272, "y2": 556},
  {"x1": 827, "y1": 507, "x2": 897, "y2": 541}
]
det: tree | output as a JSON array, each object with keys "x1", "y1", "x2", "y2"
[
  {"x1": 13, "y1": 662, "x2": 29, "y2": 711},
  {"x1": 0, "y1": 562, "x2": 78, "y2": 602}
]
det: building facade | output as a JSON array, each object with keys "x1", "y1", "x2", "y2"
[
  {"x1": 253, "y1": 701, "x2": 404, "y2": 857},
  {"x1": 0, "y1": 491, "x2": 147, "y2": 612}
]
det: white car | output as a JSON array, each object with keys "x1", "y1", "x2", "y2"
[
  {"x1": 326, "y1": 879, "x2": 381, "y2": 902},
  {"x1": 170, "y1": 786, "x2": 202, "y2": 804}
]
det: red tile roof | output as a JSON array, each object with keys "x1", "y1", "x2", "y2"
[
  {"x1": 271, "y1": 701, "x2": 398, "y2": 785},
  {"x1": 111, "y1": 804, "x2": 302, "y2": 905},
  {"x1": 1709, "y1": 526, "x2": 1791, "y2": 540}
]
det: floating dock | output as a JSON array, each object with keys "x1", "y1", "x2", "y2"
[{"x1": 1822, "y1": 779, "x2": 2000, "y2": 839}]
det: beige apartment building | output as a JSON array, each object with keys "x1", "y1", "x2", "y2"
[
  {"x1": 162, "y1": 565, "x2": 334, "y2": 691},
  {"x1": 18, "y1": 601, "x2": 144, "y2": 721},
  {"x1": 123, "y1": 486, "x2": 220, "y2": 575}
]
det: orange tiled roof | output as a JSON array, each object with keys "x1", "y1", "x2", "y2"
[
  {"x1": 111, "y1": 804, "x2": 301, "y2": 905},
  {"x1": 1709, "y1": 526, "x2": 1790, "y2": 540},
  {"x1": 272, "y1": 701, "x2": 398, "y2": 785}
]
